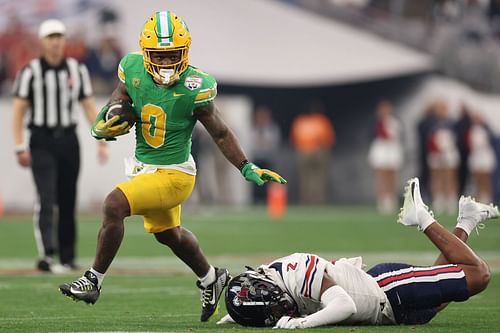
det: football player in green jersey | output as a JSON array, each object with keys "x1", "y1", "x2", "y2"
[{"x1": 59, "y1": 11, "x2": 286, "y2": 322}]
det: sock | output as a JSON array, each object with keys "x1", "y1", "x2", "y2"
[
  {"x1": 198, "y1": 266, "x2": 216, "y2": 288},
  {"x1": 89, "y1": 267, "x2": 105, "y2": 288},
  {"x1": 418, "y1": 209, "x2": 436, "y2": 232},
  {"x1": 456, "y1": 219, "x2": 474, "y2": 236}
]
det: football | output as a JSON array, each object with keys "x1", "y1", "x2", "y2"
[{"x1": 105, "y1": 100, "x2": 136, "y2": 127}]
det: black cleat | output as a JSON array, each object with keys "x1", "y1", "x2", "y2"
[
  {"x1": 37, "y1": 259, "x2": 52, "y2": 273},
  {"x1": 197, "y1": 267, "x2": 231, "y2": 322},
  {"x1": 59, "y1": 270, "x2": 101, "y2": 304}
]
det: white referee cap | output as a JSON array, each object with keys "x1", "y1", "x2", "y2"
[{"x1": 38, "y1": 19, "x2": 66, "y2": 38}]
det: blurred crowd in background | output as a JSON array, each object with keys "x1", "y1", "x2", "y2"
[
  {"x1": 191, "y1": 94, "x2": 498, "y2": 215},
  {"x1": 369, "y1": 96, "x2": 497, "y2": 215},
  {"x1": 284, "y1": 0, "x2": 500, "y2": 93},
  {"x1": 6, "y1": 0, "x2": 500, "y2": 94},
  {"x1": 0, "y1": 5, "x2": 122, "y2": 96}
]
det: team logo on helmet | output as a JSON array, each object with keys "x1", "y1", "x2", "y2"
[{"x1": 231, "y1": 286, "x2": 248, "y2": 306}]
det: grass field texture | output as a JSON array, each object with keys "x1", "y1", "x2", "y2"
[{"x1": 0, "y1": 206, "x2": 499, "y2": 333}]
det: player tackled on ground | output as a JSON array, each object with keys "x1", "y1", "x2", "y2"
[
  {"x1": 59, "y1": 10, "x2": 286, "y2": 322},
  {"x1": 219, "y1": 177, "x2": 498, "y2": 328}
]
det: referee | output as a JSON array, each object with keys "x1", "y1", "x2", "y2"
[{"x1": 12, "y1": 19, "x2": 109, "y2": 273}]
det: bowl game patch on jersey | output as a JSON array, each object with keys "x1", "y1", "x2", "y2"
[{"x1": 185, "y1": 75, "x2": 202, "y2": 90}]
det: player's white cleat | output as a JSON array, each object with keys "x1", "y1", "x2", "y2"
[
  {"x1": 397, "y1": 178, "x2": 436, "y2": 231},
  {"x1": 457, "y1": 195, "x2": 500, "y2": 235}
]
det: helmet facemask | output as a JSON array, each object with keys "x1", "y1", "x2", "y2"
[
  {"x1": 143, "y1": 45, "x2": 190, "y2": 85},
  {"x1": 265, "y1": 291, "x2": 298, "y2": 323}
]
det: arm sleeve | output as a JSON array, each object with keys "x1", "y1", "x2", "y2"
[
  {"x1": 117, "y1": 53, "x2": 133, "y2": 84},
  {"x1": 300, "y1": 285, "x2": 357, "y2": 328},
  {"x1": 193, "y1": 76, "x2": 217, "y2": 107},
  {"x1": 117, "y1": 62, "x2": 126, "y2": 83}
]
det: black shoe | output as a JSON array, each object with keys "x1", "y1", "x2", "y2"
[
  {"x1": 197, "y1": 267, "x2": 231, "y2": 322},
  {"x1": 59, "y1": 270, "x2": 101, "y2": 304},
  {"x1": 36, "y1": 259, "x2": 52, "y2": 272}
]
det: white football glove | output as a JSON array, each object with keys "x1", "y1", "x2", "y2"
[{"x1": 273, "y1": 316, "x2": 305, "y2": 329}]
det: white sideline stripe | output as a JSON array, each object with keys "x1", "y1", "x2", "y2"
[
  {"x1": 0, "y1": 313, "x2": 195, "y2": 321},
  {"x1": 105, "y1": 286, "x2": 197, "y2": 295},
  {"x1": 1, "y1": 251, "x2": 500, "y2": 271}
]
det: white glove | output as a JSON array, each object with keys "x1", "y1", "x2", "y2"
[
  {"x1": 273, "y1": 316, "x2": 305, "y2": 329},
  {"x1": 216, "y1": 314, "x2": 235, "y2": 325},
  {"x1": 339, "y1": 256, "x2": 365, "y2": 269}
]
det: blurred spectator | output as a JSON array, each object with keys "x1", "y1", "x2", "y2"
[
  {"x1": 467, "y1": 112, "x2": 497, "y2": 203},
  {"x1": 489, "y1": 0, "x2": 500, "y2": 37},
  {"x1": 426, "y1": 98, "x2": 459, "y2": 214},
  {"x1": 368, "y1": 99, "x2": 403, "y2": 214},
  {"x1": 251, "y1": 105, "x2": 282, "y2": 204},
  {"x1": 0, "y1": 15, "x2": 38, "y2": 92},
  {"x1": 432, "y1": 0, "x2": 495, "y2": 92},
  {"x1": 85, "y1": 36, "x2": 122, "y2": 94},
  {"x1": 64, "y1": 34, "x2": 89, "y2": 62},
  {"x1": 290, "y1": 101, "x2": 335, "y2": 205},
  {"x1": 0, "y1": 52, "x2": 7, "y2": 88},
  {"x1": 454, "y1": 103, "x2": 472, "y2": 195},
  {"x1": 417, "y1": 103, "x2": 437, "y2": 201}
]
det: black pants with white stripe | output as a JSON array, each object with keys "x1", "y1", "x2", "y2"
[{"x1": 30, "y1": 127, "x2": 80, "y2": 265}]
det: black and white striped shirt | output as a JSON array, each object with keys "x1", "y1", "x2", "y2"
[{"x1": 12, "y1": 57, "x2": 92, "y2": 128}]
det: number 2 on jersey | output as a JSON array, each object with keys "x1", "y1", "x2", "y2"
[{"x1": 141, "y1": 104, "x2": 166, "y2": 148}]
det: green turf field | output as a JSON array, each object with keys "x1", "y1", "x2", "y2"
[{"x1": 0, "y1": 206, "x2": 499, "y2": 332}]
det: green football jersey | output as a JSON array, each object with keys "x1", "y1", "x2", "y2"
[{"x1": 117, "y1": 52, "x2": 217, "y2": 165}]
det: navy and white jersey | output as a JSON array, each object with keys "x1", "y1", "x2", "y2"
[
  {"x1": 326, "y1": 257, "x2": 391, "y2": 324},
  {"x1": 259, "y1": 253, "x2": 327, "y2": 316},
  {"x1": 259, "y1": 253, "x2": 392, "y2": 325}
]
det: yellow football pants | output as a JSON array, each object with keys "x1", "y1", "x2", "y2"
[{"x1": 116, "y1": 169, "x2": 195, "y2": 233}]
